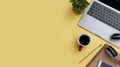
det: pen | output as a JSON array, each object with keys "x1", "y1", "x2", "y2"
[{"x1": 79, "y1": 44, "x2": 102, "y2": 64}]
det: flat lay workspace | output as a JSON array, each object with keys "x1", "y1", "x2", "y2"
[{"x1": 0, "y1": 0, "x2": 120, "y2": 67}]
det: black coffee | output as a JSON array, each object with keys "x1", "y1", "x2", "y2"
[{"x1": 79, "y1": 35, "x2": 90, "y2": 46}]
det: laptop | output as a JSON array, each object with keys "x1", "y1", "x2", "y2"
[{"x1": 79, "y1": 0, "x2": 120, "y2": 48}]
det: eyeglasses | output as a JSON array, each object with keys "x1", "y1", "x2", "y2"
[{"x1": 105, "y1": 45, "x2": 120, "y2": 64}]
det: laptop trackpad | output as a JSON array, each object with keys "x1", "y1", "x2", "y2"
[{"x1": 90, "y1": 21, "x2": 114, "y2": 39}]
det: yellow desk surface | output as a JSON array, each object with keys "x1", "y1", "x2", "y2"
[{"x1": 0, "y1": 0, "x2": 120, "y2": 67}]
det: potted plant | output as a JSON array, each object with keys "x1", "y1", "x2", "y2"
[{"x1": 70, "y1": 0, "x2": 89, "y2": 14}]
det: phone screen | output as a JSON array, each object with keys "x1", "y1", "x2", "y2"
[{"x1": 97, "y1": 61, "x2": 113, "y2": 67}]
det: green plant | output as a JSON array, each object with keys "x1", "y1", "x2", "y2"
[{"x1": 70, "y1": 0, "x2": 89, "y2": 13}]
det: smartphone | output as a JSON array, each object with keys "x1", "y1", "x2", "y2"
[{"x1": 97, "y1": 61, "x2": 114, "y2": 67}]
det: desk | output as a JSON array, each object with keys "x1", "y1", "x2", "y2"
[{"x1": 0, "y1": 0, "x2": 119, "y2": 67}]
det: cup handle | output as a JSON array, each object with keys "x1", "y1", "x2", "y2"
[{"x1": 79, "y1": 46, "x2": 83, "y2": 51}]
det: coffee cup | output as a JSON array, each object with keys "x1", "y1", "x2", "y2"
[{"x1": 77, "y1": 34, "x2": 90, "y2": 51}]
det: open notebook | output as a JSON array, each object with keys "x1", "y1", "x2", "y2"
[{"x1": 87, "y1": 45, "x2": 120, "y2": 67}]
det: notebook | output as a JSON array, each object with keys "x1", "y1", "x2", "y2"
[{"x1": 87, "y1": 45, "x2": 120, "y2": 67}]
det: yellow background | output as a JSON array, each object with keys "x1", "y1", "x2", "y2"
[{"x1": 0, "y1": 0, "x2": 119, "y2": 67}]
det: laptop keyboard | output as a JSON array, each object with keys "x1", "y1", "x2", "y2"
[{"x1": 87, "y1": 2, "x2": 120, "y2": 31}]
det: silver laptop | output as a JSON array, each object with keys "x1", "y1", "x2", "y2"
[{"x1": 79, "y1": 0, "x2": 120, "y2": 48}]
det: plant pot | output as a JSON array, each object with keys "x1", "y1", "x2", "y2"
[{"x1": 73, "y1": 8, "x2": 84, "y2": 14}]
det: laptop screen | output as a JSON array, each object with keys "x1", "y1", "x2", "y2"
[{"x1": 99, "y1": 0, "x2": 120, "y2": 11}]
